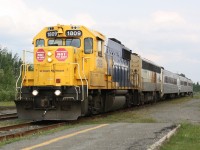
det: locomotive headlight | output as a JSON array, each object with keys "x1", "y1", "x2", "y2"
[
  {"x1": 32, "y1": 90, "x2": 38, "y2": 96},
  {"x1": 54, "y1": 90, "x2": 61, "y2": 96},
  {"x1": 47, "y1": 52, "x2": 52, "y2": 56},
  {"x1": 47, "y1": 57, "x2": 52, "y2": 62}
]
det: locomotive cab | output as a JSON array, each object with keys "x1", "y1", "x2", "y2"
[{"x1": 15, "y1": 25, "x2": 107, "y2": 120}]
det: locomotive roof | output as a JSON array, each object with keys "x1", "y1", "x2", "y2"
[{"x1": 33, "y1": 24, "x2": 106, "y2": 40}]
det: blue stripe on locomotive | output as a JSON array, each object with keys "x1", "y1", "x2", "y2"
[{"x1": 106, "y1": 38, "x2": 131, "y2": 88}]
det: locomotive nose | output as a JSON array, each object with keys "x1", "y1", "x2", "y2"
[{"x1": 33, "y1": 46, "x2": 76, "y2": 87}]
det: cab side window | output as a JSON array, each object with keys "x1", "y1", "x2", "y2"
[
  {"x1": 97, "y1": 40, "x2": 103, "y2": 57},
  {"x1": 36, "y1": 39, "x2": 44, "y2": 47},
  {"x1": 84, "y1": 38, "x2": 93, "y2": 54}
]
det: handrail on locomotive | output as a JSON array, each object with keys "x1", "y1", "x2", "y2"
[
  {"x1": 16, "y1": 50, "x2": 33, "y2": 100},
  {"x1": 15, "y1": 50, "x2": 88, "y2": 102}
]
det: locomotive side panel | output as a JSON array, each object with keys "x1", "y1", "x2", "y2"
[
  {"x1": 130, "y1": 53, "x2": 141, "y2": 89},
  {"x1": 130, "y1": 53, "x2": 161, "y2": 103},
  {"x1": 141, "y1": 59, "x2": 161, "y2": 92},
  {"x1": 106, "y1": 38, "x2": 131, "y2": 89}
]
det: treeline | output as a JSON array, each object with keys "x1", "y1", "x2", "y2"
[
  {"x1": 0, "y1": 47, "x2": 22, "y2": 101},
  {"x1": 193, "y1": 82, "x2": 200, "y2": 92}
]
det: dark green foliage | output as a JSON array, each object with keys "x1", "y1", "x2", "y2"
[
  {"x1": 0, "y1": 47, "x2": 22, "y2": 101},
  {"x1": 193, "y1": 82, "x2": 200, "y2": 92}
]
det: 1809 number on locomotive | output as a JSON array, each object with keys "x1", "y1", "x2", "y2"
[
  {"x1": 46, "y1": 31, "x2": 58, "y2": 38},
  {"x1": 66, "y1": 30, "x2": 82, "y2": 37}
]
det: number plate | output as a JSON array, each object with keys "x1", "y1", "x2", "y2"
[
  {"x1": 66, "y1": 30, "x2": 82, "y2": 37},
  {"x1": 46, "y1": 31, "x2": 58, "y2": 38}
]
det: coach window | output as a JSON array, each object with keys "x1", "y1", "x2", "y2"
[
  {"x1": 84, "y1": 38, "x2": 93, "y2": 54},
  {"x1": 174, "y1": 79, "x2": 177, "y2": 85},
  {"x1": 36, "y1": 39, "x2": 44, "y2": 47},
  {"x1": 165, "y1": 77, "x2": 168, "y2": 83},
  {"x1": 97, "y1": 40, "x2": 103, "y2": 57}
]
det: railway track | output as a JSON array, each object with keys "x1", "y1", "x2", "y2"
[
  {"x1": 0, "y1": 113, "x2": 18, "y2": 121},
  {"x1": 0, "y1": 110, "x2": 125, "y2": 142},
  {"x1": 0, "y1": 105, "x2": 148, "y2": 142},
  {"x1": 0, "y1": 97, "x2": 191, "y2": 142},
  {"x1": 0, "y1": 121, "x2": 66, "y2": 142}
]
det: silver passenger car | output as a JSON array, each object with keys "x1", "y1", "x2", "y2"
[
  {"x1": 178, "y1": 75, "x2": 193, "y2": 96},
  {"x1": 161, "y1": 69, "x2": 179, "y2": 98}
]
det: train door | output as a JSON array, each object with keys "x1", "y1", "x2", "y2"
[{"x1": 154, "y1": 72, "x2": 157, "y2": 90}]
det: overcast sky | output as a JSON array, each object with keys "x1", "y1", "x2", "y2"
[{"x1": 0, "y1": 0, "x2": 199, "y2": 83}]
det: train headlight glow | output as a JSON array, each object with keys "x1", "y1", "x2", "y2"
[
  {"x1": 54, "y1": 90, "x2": 61, "y2": 96},
  {"x1": 47, "y1": 52, "x2": 52, "y2": 56},
  {"x1": 47, "y1": 58, "x2": 52, "y2": 62},
  {"x1": 32, "y1": 90, "x2": 38, "y2": 96}
]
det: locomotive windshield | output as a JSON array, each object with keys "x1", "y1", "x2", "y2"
[
  {"x1": 48, "y1": 39, "x2": 62, "y2": 46},
  {"x1": 47, "y1": 38, "x2": 80, "y2": 48},
  {"x1": 66, "y1": 39, "x2": 80, "y2": 48}
]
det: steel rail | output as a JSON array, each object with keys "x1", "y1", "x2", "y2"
[
  {"x1": 0, "y1": 113, "x2": 18, "y2": 121},
  {"x1": 0, "y1": 121, "x2": 66, "y2": 142}
]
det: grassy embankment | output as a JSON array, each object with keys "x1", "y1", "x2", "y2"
[
  {"x1": 0, "y1": 101, "x2": 15, "y2": 107},
  {"x1": 160, "y1": 123, "x2": 200, "y2": 150}
]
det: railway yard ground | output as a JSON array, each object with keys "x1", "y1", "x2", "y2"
[
  {"x1": 0, "y1": 101, "x2": 15, "y2": 108},
  {"x1": 0, "y1": 93, "x2": 200, "y2": 150},
  {"x1": 0, "y1": 101, "x2": 16, "y2": 116}
]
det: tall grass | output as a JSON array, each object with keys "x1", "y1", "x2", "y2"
[{"x1": 0, "y1": 101, "x2": 15, "y2": 107}]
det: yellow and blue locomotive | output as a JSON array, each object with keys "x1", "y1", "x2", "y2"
[
  {"x1": 15, "y1": 24, "x2": 193, "y2": 120},
  {"x1": 15, "y1": 25, "x2": 138, "y2": 120}
]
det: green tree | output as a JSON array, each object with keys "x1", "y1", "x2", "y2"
[
  {"x1": 193, "y1": 82, "x2": 200, "y2": 92},
  {"x1": 0, "y1": 47, "x2": 22, "y2": 101}
]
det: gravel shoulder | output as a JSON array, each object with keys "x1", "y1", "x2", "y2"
[
  {"x1": 147, "y1": 98, "x2": 200, "y2": 124},
  {"x1": 0, "y1": 123, "x2": 176, "y2": 150},
  {"x1": 0, "y1": 109, "x2": 16, "y2": 115}
]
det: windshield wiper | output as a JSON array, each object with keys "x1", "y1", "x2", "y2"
[{"x1": 49, "y1": 43, "x2": 58, "y2": 46}]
